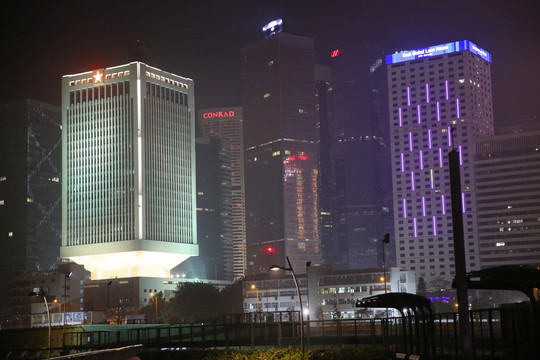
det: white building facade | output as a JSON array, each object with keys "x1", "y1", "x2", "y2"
[
  {"x1": 243, "y1": 266, "x2": 415, "y2": 320},
  {"x1": 61, "y1": 62, "x2": 198, "y2": 280},
  {"x1": 386, "y1": 41, "x2": 494, "y2": 289}
]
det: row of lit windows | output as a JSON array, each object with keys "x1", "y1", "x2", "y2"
[
  {"x1": 68, "y1": 71, "x2": 130, "y2": 87},
  {"x1": 145, "y1": 71, "x2": 188, "y2": 89}
]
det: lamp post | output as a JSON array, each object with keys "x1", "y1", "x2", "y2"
[
  {"x1": 382, "y1": 233, "x2": 389, "y2": 294},
  {"x1": 251, "y1": 284, "x2": 260, "y2": 312},
  {"x1": 150, "y1": 292, "x2": 158, "y2": 323},
  {"x1": 63, "y1": 271, "x2": 72, "y2": 327},
  {"x1": 30, "y1": 286, "x2": 51, "y2": 358},
  {"x1": 271, "y1": 256, "x2": 304, "y2": 355},
  {"x1": 305, "y1": 261, "x2": 311, "y2": 348},
  {"x1": 107, "y1": 280, "x2": 112, "y2": 323},
  {"x1": 54, "y1": 299, "x2": 61, "y2": 316}
]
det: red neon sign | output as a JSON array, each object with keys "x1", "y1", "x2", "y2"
[
  {"x1": 286, "y1": 154, "x2": 309, "y2": 162},
  {"x1": 202, "y1": 110, "x2": 235, "y2": 119},
  {"x1": 330, "y1": 49, "x2": 340, "y2": 58}
]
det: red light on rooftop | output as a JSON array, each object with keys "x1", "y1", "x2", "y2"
[
  {"x1": 265, "y1": 247, "x2": 276, "y2": 254},
  {"x1": 330, "y1": 49, "x2": 340, "y2": 58}
]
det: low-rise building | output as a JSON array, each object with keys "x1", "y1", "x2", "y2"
[{"x1": 243, "y1": 266, "x2": 415, "y2": 320}]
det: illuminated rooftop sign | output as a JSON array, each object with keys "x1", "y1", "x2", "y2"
[
  {"x1": 202, "y1": 110, "x2": 235, "y2": 119},
  {"x1": 385, "y1": 40, "x2": 491, "y2": 64},
  {"x1": 263, "y1": 19, "x2": 283, "y2": 38},
  {"x1": 93, "y1": 70, "x2": 103, "y2": 83}
]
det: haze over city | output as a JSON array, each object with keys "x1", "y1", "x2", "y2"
[{"x1": 2, "y1": 0, "x2": 539, "y2": 129}]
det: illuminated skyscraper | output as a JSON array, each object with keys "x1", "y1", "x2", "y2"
[
  {"x1": 386, "y1": 41, "x2": 494, "y2": 289},
  {"x1": 60, "y1": 62, "x2": 197, "y2": 280},
  {"x1": 242, "y1": 23, "x2": 322, "y2": 273},
  {"x1": 198, "y1": 107, "x2": 246, "y2": 279}
]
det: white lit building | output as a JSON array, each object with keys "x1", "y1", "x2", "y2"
[
  {"x1": 475, "y1": 130, "x2": 540, "y2": 268},
  {"x1": 386, "y1": 41, "x2": 494, "y2": 289},
  {"x1": 60, "y1": 62, "x2": 198, "y2": 280},
  {"x1": 243, "y1": 266, "x2": 415, "y2": 320}
]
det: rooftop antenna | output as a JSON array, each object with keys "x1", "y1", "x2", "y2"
[{"x1": 129, "y1": 39, "x2": 147, "y2": 63}]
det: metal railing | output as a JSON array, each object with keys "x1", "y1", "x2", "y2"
[{"x1": 1, "y1": 305, "x2": 536, "y2": 359}]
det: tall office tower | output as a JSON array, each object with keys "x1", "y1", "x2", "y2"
[
  {"x1": 174, "y1": 137, "x2": 229, "y2": 280},
  {"x1": 60, "y1": 62, "x2": 197, "y2": 280},
  {"x1": 242, "y1": 22, "x2": 322, "y2": 274},
  {"x1": 0, "y1": 100, "x2": 61, "y2": 309},
  {"x1": 315, "y1": 65, "x2": 334, "y2": 261},
  {"x1": 326, "y1": 45, "x2": 392, "y2": 270},
  {"x1": 198, "y1": 107, "x2": 246, "y2": 279},
  {"x1": 386, "y1": 41, "x2": 494, "y2": 289},
  {"x1": 475, "y1": 130, "x2": 540, "y2": 268}
]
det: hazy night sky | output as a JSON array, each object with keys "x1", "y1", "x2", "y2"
[{"x1": 1, "y1": 0, "x2": 538, "y2": 131}]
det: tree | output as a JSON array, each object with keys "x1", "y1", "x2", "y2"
[
  {"x1": 139, "y1": 291, "x2": 164, "y2": 324},
  {"x1": 169, "y1": 282, "x2": 221, "y2": 323},
  {"x1": 218, "y1": 279, "x2": 244, "y2": 315}
]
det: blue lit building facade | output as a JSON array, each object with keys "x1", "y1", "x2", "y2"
[{"x1": 386, "y1": 41, "x2": 494, "y2": 289}]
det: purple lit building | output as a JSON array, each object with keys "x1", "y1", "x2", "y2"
[{"x1": 386, "y1": 40, "x2": 494, "y2": 290}]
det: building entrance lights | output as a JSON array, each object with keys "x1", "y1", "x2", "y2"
[{"x1": 270, "y1": 256, "x2": 305, "y2": 355}]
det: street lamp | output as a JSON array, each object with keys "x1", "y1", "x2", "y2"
[
  {"x1": 64, "y1": 271, "x2": 72, "y2": 327},
  {"x1": 30, "y1": 286, "x2": 51, "y2": 358},
  {"x1": 305, "y1": 261, "x2": 312, "y2": 347},
  {"x1": 107, "y1": 280, "x2": 112, "y2": 323},
  {"x1": 150, "y1": 292, "x2": 158, "y2": 324},
  {"x1": 54, "y1": 299, "x2": 61, "y2": 315},
  {"x1": 382, "y1": 234, "x2": 389, "y2": 294},
  {"x1": 271, "y1": 256, "x2": 304, "y2": 355},
  {"x1": 250, "y1": 284, "x2": 260, "y2": 312}
]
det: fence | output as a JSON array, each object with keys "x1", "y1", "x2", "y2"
[{"x1": 1, "y1": 305, "x2": 536, "y2": 359}]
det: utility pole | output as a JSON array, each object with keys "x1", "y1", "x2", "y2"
[{"x1": 449, "y1": 137, "x2": 472, "y2": 360}]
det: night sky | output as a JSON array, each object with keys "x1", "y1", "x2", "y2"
[{"x1": 2, "y1": 0, "x2": 538, "y2": 131}]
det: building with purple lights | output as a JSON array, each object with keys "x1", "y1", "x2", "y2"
[
  {"x1": 386, "y1": 40, "x2": 494, "y2": 290},
  {"x1": 241, "y1": 30, "x2": 322, "y2": 274}
]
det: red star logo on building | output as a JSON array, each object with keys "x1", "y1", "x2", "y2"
[{"x1": 93, "y1": 71, "x2": 103, "y2": 83}]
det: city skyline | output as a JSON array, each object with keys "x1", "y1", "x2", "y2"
[{"x1": 1, "y1": 1, "x2": 538, "y2": 131}]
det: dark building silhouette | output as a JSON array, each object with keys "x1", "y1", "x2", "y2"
[
  {"x1": 315, "y1": 65, "x2": 334, "y2": 262},
  {"x1": 242, "y1": 28, "x2": 322, "y2": 274},
  {"x1": 323, "y1": 44, "x2": 393, "y2": 270},
  {"x1": 173, "y1": 137, "x2": 228, "y2": 280},
  {"x1": 0, "y1": 100, "x2": 62, "y2": 310}
]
